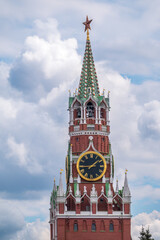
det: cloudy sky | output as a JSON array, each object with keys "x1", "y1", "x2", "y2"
[{"x1": 0, "y1": 0, "x2": 160, "y2": 239}]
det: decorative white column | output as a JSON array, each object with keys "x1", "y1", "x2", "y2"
[
  {"x1": 95, "y1": 106, "x2": 98, "y2": 124},
  {"x1": 80, "y1": 106, "x2": 83, "y2": 124},
  {"x1": 69, "y1": 144, "x2": 73, "y2": 183},
  {"x1": 98, "y1": 107, "x2": 101, "y2": 124},
  {"x1": 106, "y1": 108, "x2": 110, "y2": 125},
  {"x1": 70, "y1": 108, "x2": 74, "y2": 125},
  {"x1": 84, "y1": 106, "x2": 86, "y2": 124}
]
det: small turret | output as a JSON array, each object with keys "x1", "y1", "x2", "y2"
[
  {"x1": 57, "y1": 172, "x2": 64, "y2": 197},
  {"x1": 123, "y1": 170, "x2": 131, "y2": 215},
  {"x1": 123, "y1": 170, "x2": 131, "y2": 200},
  {"x1": 115, "y1": 179, "x2": 119, "y2": 193}
]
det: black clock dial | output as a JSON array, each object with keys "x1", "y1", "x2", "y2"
[{"x1": 77, "y1": 151, "x2": 106, "y2": 181}]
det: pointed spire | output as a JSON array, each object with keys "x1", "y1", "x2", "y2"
[
  {"x1": 101, "y1": 186, "x2": 104, "y2": 193},
  {"x1": 123, "y1": 170, "x2": 131, "y2": 197},
  {"x1": 116, "y1": 179, "x2": 119, "y2": 193},
  {"x1": 69, "y1": 185, "x2": 72, "y2": 193},
  {"x1": 75, "y1": 183, "x2": 80, "y2": 197},
  {"x1": 83, "y1": 185, "x2": 87, "y2": 193},
  {"x1": 108, "y1": 183, "x2": 113, "y2": 198},
  {"x1": 53, "y1": 177, "x2": 57, "y2": 193},
  {"x1": 57, "y1": 172, "x2": 64, "y2": 197},
  {"x1": 90, "y1": 184, "x2": 97, "y2": 197},
  {"x1": 78, "y1": 17, "x2": 100, "y2": 100},
  {"x1": 77, "y1": 174, "x2": 81, "y2": 183}
]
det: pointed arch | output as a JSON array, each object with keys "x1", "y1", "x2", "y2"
[
  {"x1": 66, "y1": 194, "x2": 76, "y2": 211},
  {"x1": 86, "y1": 101, "x2": 95, "y2": 118},
  {"x1": 81, "y1": 193, "x2": 90, "y2": 211},
  {"x1": 71, "y1": 97, "x2": 82, "y2": 109},
  {"x1": 113, "y1": 194, "x2": 122, "y2": 211},
  {"x1": 98, "y1": 193, "x2": 108, "y2": 211},
  {"x1": 72, "y1": 99, "x2": 82, "y2": 120},
  {"x1": 84, "y1": 96, "x2": 98, "y2": 108}
]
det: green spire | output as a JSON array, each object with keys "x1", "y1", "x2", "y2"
[{"x1": 78, "y1": 33, "x2": 100, "y2": 100}]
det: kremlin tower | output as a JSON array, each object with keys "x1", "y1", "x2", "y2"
[{"x1": 49, "y1": 16, "x2": 131, "y2": 240}]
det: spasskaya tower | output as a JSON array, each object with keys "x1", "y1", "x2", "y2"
[{"x1": 49, "y1": 16, "x2": 131, "y2": 240}]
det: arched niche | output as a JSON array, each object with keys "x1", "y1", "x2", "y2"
[
  {"x1": 73, "y1": 100, "x2": 81, "y2": 119},
  {"x1": 98, "y1": 195, "x2": 108, "y2": 211},
  {"x1": 99, "y1": 101, "x2": 107, "y2": 119},
  {"x1": 81, "y1": 195, "x2": 90, "y2": 211},
  {"x1": 86, "y1": 101, "x2": 95, "y2": 118},
  {"x1": 66, "y1": 195, "x2": 76, "y2": 211}
]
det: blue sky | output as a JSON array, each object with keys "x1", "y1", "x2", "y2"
[{"x1": 0, "y1": 0, "x2": 160, "y2": 239}]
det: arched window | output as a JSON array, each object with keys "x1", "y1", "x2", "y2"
[
  {"x1": 109, "y1": 221, "x2": 114, "y2": 232},
  {"x1": 98, "y1": 196, "x2": 108, "y2": 211},
  {"x1": 81, "y1": 196, "x2": 90, "y2": 211},
  {"x1": 66, "y1": 196, "x2": 75, "y2": 211},
  {"x1": 74, "y1": 221, "x2": 78, "y2": 232},
  {"x1": 86, "y1": 102, "x2": 94, "y2": 118},
  {"x1": 91, "y1": 221, "x2": 96, "y2": 231}
]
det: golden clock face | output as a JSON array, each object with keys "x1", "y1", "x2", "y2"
[{"x1": 77, "y1": 151, "x2": 106, "y2": 181}]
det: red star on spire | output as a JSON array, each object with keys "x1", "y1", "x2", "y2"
[{"x1": 83, "y1": 16, "x2": 93, "y2": 32}]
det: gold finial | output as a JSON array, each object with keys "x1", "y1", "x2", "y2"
[
  {"x1": 54, "y1": 177, "x2": 55, "y2": 182},
  {"x1": 125, "y1": 169, "x2": 128, "y2": 174},
  {"x1": 87, "y1": 29, "x2": 90, "y2": 40},
  {"x1": 60, "y1": 169, "x2": 63, "y2": 174}
]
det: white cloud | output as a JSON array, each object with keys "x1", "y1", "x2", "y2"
[
  {"x1": 0, "y1": 14, "x2": 160, "y2": 240},
  {"x1": 132, "y1": 211, "x2": 160, "y2": 240},
  {"x1": 0, "y1": 97, "x2": 18, "y2": 119},
  {"x1": 12, "y1": 219, "x2": 49, "y2": 240},
  {"x1": 0, "y1": 196, "x2": 49, "y2": 240},
  {"x1": 9, "y1": 18, "x2": 81, "y2": 102},
  {"x1": 7, "y1": 137, "x2": 43, "y2": 174},
  {"x1": 138, "y1": 100, "x2": 160, "y2": 139},
  {"x1": 0, "y1": 198, "x2": 25, "y2": 240}
]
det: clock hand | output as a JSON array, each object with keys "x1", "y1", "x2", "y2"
[
  {"x1": 79, "y1": 165, "x2": 96, "y2": 168},
  {"x1": 88, "y1": 160, "x2": 99, "y2": 169}
]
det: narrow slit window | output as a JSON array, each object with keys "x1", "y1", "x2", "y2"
[
  {"x1": 74, "y1": 222, "x2": 78, "y2": 232},
  {"x1": 92, "y1": 222, "x2": 96, "y2": 231},
  {"x1": 109, "y1": 222, "x2": 114, "y2": 232}
]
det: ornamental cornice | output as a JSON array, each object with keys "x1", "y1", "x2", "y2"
[{"x1": 69, "y1": 130, "x2": 109, "y2": 137}]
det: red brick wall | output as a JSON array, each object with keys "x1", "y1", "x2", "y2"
[
  {"x1": 70, "y1": 135, "x2": 109, "y2": 154},
  {"x1": 57, "y1": 218, "x2": 131, "y2": 240}
]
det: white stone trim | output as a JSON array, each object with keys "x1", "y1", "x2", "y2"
[
  {"x1": 70, "y1": 130, "x2": 109, "y2": 137},
  {"x1": 55, "y1": 212, "x2": 131, "y2": 218}
]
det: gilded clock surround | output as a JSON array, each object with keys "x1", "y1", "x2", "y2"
[{"x1": 77, "y1": 151, "x2": 107, "y2": 181}]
